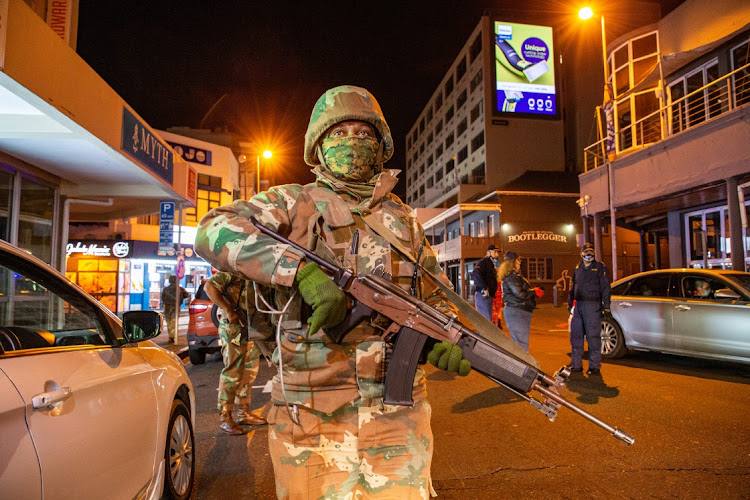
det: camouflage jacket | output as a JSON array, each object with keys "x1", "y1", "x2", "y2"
[{"x1": 195, "y1": 170, "x2": 456, "y2": 414}]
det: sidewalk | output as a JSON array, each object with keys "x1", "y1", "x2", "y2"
[{"x1": 153, "y1": 311, "x2": 190, "y2": 360}]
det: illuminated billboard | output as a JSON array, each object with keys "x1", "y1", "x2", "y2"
[{"x1": 494, "y1": 21, "x2": 557, "y2": 117}]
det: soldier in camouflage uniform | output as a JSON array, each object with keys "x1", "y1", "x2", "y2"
[
  {"x1": 195, "y1": 86, "x2": 467, "y2": 499},
  {"x1": 205, "y1": 271, "x2": 269, "y2": 434}
]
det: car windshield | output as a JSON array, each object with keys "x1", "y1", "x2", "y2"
[{"x1": 723, "y1": 273, "x2": 750, "y2": 294}]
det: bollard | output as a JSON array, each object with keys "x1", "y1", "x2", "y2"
[{"x1": 553, "y1": 285, "x2": 559, "y2": 307}]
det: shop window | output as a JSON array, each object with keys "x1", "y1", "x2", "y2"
[
  {"x1": 525, "y1": 258, "x2": 553, "y2": 281},
  {"x1": 66, "y1": 257, "x2": 120, "y2": 312},
  {"x1": 18, "y1": 177, "x2": 54, "y2": 264},
  {"x1": 470, "y1": 33, "x2": 482, "y2": 63}
]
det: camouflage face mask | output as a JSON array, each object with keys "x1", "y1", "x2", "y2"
[{"x1": 319, "y1": 136, "x2": 380, "y2": 182}]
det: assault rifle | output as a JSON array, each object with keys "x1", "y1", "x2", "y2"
[{"x1": 249, "y1": 218, "x2": 634, "y2": 445}]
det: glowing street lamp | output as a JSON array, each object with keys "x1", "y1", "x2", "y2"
[
  {"x1": 256, "y1": 150, "x2": 273, "y2": 195},
  {"x1": 578, "y1": 5, "x2": 619, "y2": 279}
]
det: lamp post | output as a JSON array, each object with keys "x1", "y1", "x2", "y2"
[
  {"x1": 256, "y1": 150, "x2": 273, "y2": 195},
  {"x1": 579, "y1": 6, "x2": 619, "y2": 280}
]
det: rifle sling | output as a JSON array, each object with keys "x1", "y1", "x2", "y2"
[{"x1": 361, "y1": 213, "x2": 540, "y2": 369}]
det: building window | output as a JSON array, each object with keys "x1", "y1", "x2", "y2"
[
  {"x1": 427, "y1": 177, "x2": 434, "y2": 188},
  {"x1": 419, "y1": 163, "x2": 425, "y2": 174},
  {"x1": 469, "y1": 221, "x2": 476, "y2": 237},
  {"x1": 426, "y1": 108, "x2": 433, "y2": 123},
  {"x1": 419, "y1": 117, "x2": 425, "y2": 133},
  {"x1": 471, "y1": 131, "x2": 485, "y2": 152},
  {"x1": 456, "y1": 56, "x2": 467, "y2": 81},
  {"x1": 470, "y1": 33, "x2": 482, "y2": 62},
  {"x1": 136, "y1": 214, "x2": 160, "y2": 225},
  {"x1": 445, "y1": 76, "x2": 454, "y2": 97},
  {"x1": 420, "y1": 143, "x2": 425, "y2": 154},
  {"x1": 470, "y1": 69, "x2": 483, "y2": 92},
  {"x1": 457, "y1": 118, "x2": 468, "y2": 137},
  {"x1": 488, "y1": 214, "x2": 496, "y2": 237},
  {"x1": 731, "y1": 40, "x2": 750, "y2": 107},
  {"x1": 478, "y1": 219, "x2": 486, "y2": 237},
  {"x1": 427, "y1": 154, "x2": 434, "y2": 167},
  {"x1": 435, "y1": 119, "x2": 443, "y2": 134},
  {"x1": 669, "y1": 58, "x2": 721, "y2": 134},
  {"x1": 419, "y1": 185, "x2": 425, "y2": 196},
  {"x1": 18, "y1": 176, "x2": 55, "y2": 264},
  {"x1": 457, "y1": 146, "x2": 468, "y2": 164},
  {"x1": 526, "y1": 258, "x2": 553, "y2": 281},
  {"x1": 445, "y1": 158, "x2": 455, "y2": 173},
  {"x1": 186, "y1": 174, "x2": 222, "y2": 223},
  {"x1": 436, "y1": 144, "x2": 444, "y2": 157},
  {"x1": 427, "y1": 132, "x2": 433, "y2": 145},
  {"x1": 445, "y1": 105, "x2": 454, "y2": 123},
  {"x1": 457, "y1": 89, "x2": 468, "y2": 109},
  {"x1": 435, "y1": 168, "x2": 443, "y2": 183},
  {"x1": 445, "y1": 133, "x2": 454, "y2": 149},
  {"x1": 435, "y1": 92, "x2": 443, "y2": 111},
  {"x1": 412, "y1": 130, "x2": 418, "y2": 143},
  {"x1": 471, "y1": 163, "x2": 486, "y2": 184},
  {"x1": 471, "y1": 100, "x2": 484, "y2": 123},
  {"x1": 610, "y1": 31, "x2": 658, "y2": 99}
]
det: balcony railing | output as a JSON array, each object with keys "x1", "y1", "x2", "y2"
[{"x1": 584, "y1": 62, "x2": 750, "y2": 171}]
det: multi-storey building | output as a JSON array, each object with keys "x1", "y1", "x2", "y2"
[{"x1": 579, "y1": 0, "x2": 750, "y2": 277}]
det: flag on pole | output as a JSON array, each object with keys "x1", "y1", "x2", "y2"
[{"x1": 603, "y1": 83, "x2": 616, "y2": 161}]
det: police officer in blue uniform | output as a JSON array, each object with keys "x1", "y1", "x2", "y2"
[{"x1": 567, "y1": 242, "x2": 611, "y2": 375}]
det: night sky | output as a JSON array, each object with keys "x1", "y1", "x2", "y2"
[{"x1": 76, "y1": 1, "x2": 684, "y2": 197}]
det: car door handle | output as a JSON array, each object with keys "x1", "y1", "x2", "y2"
[
  {"x1": 32, "y1": 386, "x2": 72, "y2": 411},
  {"x1": 675, "y1": 305, "x2": 691, "y2": 311},
  {"x1": 619, "y1": 302, "x2": 632, "y2": 308}
]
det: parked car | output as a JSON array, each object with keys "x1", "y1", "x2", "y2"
[
  {"x1": 602, "y1": 268, "x2": 750, "y2": 365},
  {"x1": 0, "y1": 240, "x2": 195, "y2": 499},
  {"x1": 186, "y1": 280, "x2": 222, "y2": 365}
]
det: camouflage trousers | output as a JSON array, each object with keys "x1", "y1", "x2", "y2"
[
  {"x1": 268, "y1": 399, "x2": 434, "y2": 499},
  {"x1": 217, "y1": 319, "x2": 260, "y2": 410},
  {"x1": 164, "y1": 308, "x2": 179, "y2": 339}
]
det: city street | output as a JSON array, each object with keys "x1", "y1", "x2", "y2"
[{"x1": 184, "y1": 305, "x2": 750, "y2": 499}]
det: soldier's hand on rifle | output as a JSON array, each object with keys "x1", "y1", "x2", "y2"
[
  {"x1": 427, "y1": 341, "x2": 471, "y2": 376},
  {"x1": 295, "y1": 262, "x2": 347, "y2": 334}
]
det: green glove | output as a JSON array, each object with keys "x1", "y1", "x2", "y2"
[
  {"x1": 427, "y1": 341, "x2": 471, "y2": 376},
  {"x1": 295, "y1": 262, "x2": 347, "y2": 333}
]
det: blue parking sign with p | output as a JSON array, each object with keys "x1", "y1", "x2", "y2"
[{"x1": 160, "y1": 201, "x2": 175, "y2": 221}]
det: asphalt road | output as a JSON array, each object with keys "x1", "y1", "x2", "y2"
[{"x1": 185, "y1": 305, "x2": 750, "y2": 499}]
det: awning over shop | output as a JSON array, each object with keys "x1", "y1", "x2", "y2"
[{"x1": 0, "y1": 0, "x2": 196, "y2": 221}]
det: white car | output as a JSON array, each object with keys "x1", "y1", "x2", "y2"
[{"x1": 0, "y1": 240, "x2": 195, "y2": 499}]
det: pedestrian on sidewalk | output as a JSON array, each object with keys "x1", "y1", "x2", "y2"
[
  {"x1": 567, "y1": 242, "x2": 611, "y2": 375},
  {"x1": 161, "y1": 275, "x2": 188, "y2": 342},
  {"x1": 204, "y1": 271, "x2": 270, "y2": 435},
  {"x1": 472, "y1": 244, "x2": 500, "y2": 321},
  {"x1": 499, "y1": 251, "x2": 544, "y2": 352}
]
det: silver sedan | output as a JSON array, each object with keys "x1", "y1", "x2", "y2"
[
  {"x1": 0, "y1": 240, "x2": 195, "y2": 499},
  {"x1": 602, "y1": 269, "x2": 750, "y2": 365}
]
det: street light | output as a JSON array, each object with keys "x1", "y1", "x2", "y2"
[
  {"x1": 578, "y1": 5, "x2": 619, "y2": 280},
  {"x1": 256, "y1": 150, "x2": 273, "y2": 195}
]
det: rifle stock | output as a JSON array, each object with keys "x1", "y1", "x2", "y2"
[{"x1": 249, "y1": 217, "x2": 634, "y2": 445}]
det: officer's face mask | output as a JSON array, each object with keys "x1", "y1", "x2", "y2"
[
  {"x1": 319, "y1": 136, "x2": 380, "y2": 182},
  {"x1": 582, "y1": 253, "x2": 595, "y2": 263}
]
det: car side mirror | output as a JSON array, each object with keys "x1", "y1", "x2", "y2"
[
  {"x1": 714, "y1": 288, "x2": 740, "y2": 300},
  {"x1": 122, "y1": 310, "x2": 162, "y2": 342}
]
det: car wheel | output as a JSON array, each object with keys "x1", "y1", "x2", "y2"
[
  {"x1": 210, "y1": 304, "x2": 222, "y2": 328},
  {"x1": 188, "y1": 348, "x2": 206, "y2": 365},
  {"x1": 601, "y1": 315, "x2": 627, "y2": 359},
  {"x1": 164, "y1": 399, "x2": 195, "y2": 500}
]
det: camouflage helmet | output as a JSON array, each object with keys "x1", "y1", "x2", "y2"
[{"x1": 304, "y1": 85, "x2": 394, "y2": 167}]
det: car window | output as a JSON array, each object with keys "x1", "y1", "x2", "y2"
[
  {"x1": 627, "y1": 274, "x2": 671, "y2": 297},
  {"x1": 195, "y1": 282, "x2": 210, "y2": 300},
  {"x1": 611, "y1": 280, "x2": 630, "y2": 295},
  {"x1": 0, "y1": 258, "x2": 109, "y2": 353},
  {"x1": 680, "y1": 275, "x2": 726, "y2": 300},
  {"x1": 724, "y1": 274, "x2": 750, "y2": 294}
]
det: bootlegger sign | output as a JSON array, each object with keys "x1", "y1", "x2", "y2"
[{"x1": 502, "y1": 227, "x2": 577, "y2": 256}]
